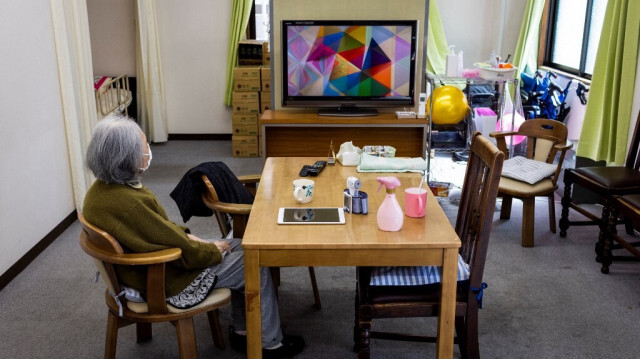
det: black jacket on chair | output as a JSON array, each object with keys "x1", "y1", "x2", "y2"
[{"x1": 170, "y1": 162, "x2": 254, "y2": 223}]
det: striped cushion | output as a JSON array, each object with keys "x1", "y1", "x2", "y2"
[
  {"x1": 501, "y1": 156, "x2": 557, "y2": 185},
  {"x1": 370, "y1": 254, "x2": 470, "y2": 286}
]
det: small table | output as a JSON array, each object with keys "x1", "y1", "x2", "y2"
[{"x1": 242, "y1": 157, "x2": 461, "y2": 358}]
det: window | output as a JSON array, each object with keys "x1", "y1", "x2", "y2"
[
  {"x1": 254, "y1": 0, "x2": 270, "y2": 41},
  {"x1": 543, "y1": 0, "x2": 607, "y2": 78}
]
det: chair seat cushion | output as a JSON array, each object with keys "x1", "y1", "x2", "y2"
[
  {"x1": 127, "y1": 287, "x2": 231, "y2": 314},
  {"x1": 572, "y1": 167, "x2": 640, "y2": 191},
  {"x1": 614, "y1": 194, "x2": 640, "y2": 220},
  {"x1": 369, "y1": 280, "x2": 470, "y2": 304},
  {"x1": 369, "y1": 254, "x2": 470, "y2": 286},
  {"x1": 499, "y1": 176, "x2": 555, "y2": 197},
  {"x1": 501, "y1": 156, "x2": 558, "y2": 184}
]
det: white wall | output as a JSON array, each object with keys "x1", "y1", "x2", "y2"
[
  {"x1": 156, "y1": 1, "x2": 233, "y2": 134},
  {"x1": 439, "y1": 0, "x2": 527, "y2": 69},
  {"x1": 87, "y1": 0, "x2": 136, "y2": 76},
  {"x1": 87, "y1": 1, "x2": 233, "y2": 134},
  {"x1": 0, "y1": 1, "x2": 75, "y2": 276}
]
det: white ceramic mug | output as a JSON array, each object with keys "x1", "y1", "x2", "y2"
[{"x1": 293, "y1": 179, "x2": 314, "y2": 204}]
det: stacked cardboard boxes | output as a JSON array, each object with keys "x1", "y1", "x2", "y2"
[
  {"x1": 260, "y1": 65, "x2": 271, "y2": 113},
  {"x1": 232, "y1": 65, "x2": 260, "y2": 157}
]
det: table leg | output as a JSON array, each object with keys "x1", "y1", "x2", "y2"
[
  {"x1": 436, "y1": 248, "x2": 458, "y2": 358},
  {"x1": 245, "y1": 249, "x2": 262, "y2": 358}
]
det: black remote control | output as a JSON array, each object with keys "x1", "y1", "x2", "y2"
[
  {"x1": 299, "y1": 161, "x2": 327, "y2": 177},
  {"x1": 307, "y1": 161, "x2": 327, "y2": 176}
]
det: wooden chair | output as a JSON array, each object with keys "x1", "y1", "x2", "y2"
[
  {"x1": 560, "y1": 110, "x2": 640, "y2": 272},
  {"x1": 201, "y1": 174, "x2": 322, "y2": 309},
  {"x1": 354, "y1": 133, "x2": 504, "y2": 359},
  {"x1": 490, "y1": 118, "x2": 572, "y2": 247},
  {"x1": 78, "y1": 214, "x2": 231, "y2": 359},
  {"x1": 602, "y1": 194, "x2": 640, "y2": 273}
]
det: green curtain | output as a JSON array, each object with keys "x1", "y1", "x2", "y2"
[
  {"x1": 426, "y1": 0, "x2": 448, "y2": 74},
  {"x1": 224, "y1": 0, "x2": 254, "y2": 106},
  {"x1": 577, "y1": 0, "x2": 640, "y2": 164},
  {"x1": 512, "y1": 0, "x2": 545, "y2": 76}
]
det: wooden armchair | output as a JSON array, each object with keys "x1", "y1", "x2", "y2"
[
  {"x1": 78, "y1": 214, "x2": 231, "y2": 359},
  {"x1": 354, "y1": 133, "x2": 504, "y2": 359},
  {"x1": 560, "y1": 110, "x2": 640, "y2": 273},
  {"x1": 490, "y1": 118, "x2": 572, "y2": 247},
  {"x1": 603, "y1": 194, "x2": 640, "y2": 272},
  {"x1": 201, "y1": 174, "x2": 322, "y2": 309}
]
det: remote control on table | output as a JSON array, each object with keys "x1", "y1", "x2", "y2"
[
  {"x1": 299, "y1": 165, "x2": 310, "y2": 177},
  {"x1": 307, "y1": 161, "x2": 327, "y2": 176}
]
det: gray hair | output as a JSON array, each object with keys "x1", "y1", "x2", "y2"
[{"x1": 86, "y1": 115, "x2": 145, "y2": 184}]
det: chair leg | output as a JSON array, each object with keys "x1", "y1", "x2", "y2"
[
  {"x1": 136, "y1": 323, "x2": 152, "y2": 343},
  {"x1": 522, "y1": 197, "x2": 535, "y2": 247},
  {"x1": 596, "y1": 199, "x2": 612, "y2": 265},
  {"x1": 455, "y1": 316, "x2": 468, "y2": 359},
  {"x1": 500, "y1": 196, "x2": 512, "y2": 220},
  {"x1": 308, "y1": 267, "x2": 322, "y2": 310},
  {"x1": 207, "y1": 309, "x2": 226, "y2": 349},
  {"x1": 105, "y1": 311, "x2": 119, "y2": 359},
  {"x1": 559, "y1": 169, "x2": 573, "y2": 237},
  {"x1": 174, "y1": 317, "x2": 198, "y2": 359},
  {"x1": 464, "y1": 309, "x2": 480, "y2": 359},
  {"x1": 548, "y1": 193, "x2": 556, "y2": 233},
  {"x1": 356, "y1": 304, "x2": 372, "y2": 359},
  {"x1": 600, "y1": 206, "x2": 617, "y2": 274},
  {"x1": 624, "y1": 217, "x2": 635, "y2": 235}
]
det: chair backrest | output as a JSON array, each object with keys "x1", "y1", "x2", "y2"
[
  {"x1": 456, "y1": 133, "x2": 504, "y2": 290},
  {"x1": 202, "y1": 174, "x2": 232, "y2": 238},
  {"x1": 516, "y1": 118, "x2": 568, "y2": 163},
  {"x1": 626, "y1": 110, "x2": 640, "y2": 170},
  {"x1": 78, "y1": 213, "x2": 125, "y2": 295}
]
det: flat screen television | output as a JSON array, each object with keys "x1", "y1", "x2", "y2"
[{"x1": 282, "y1": 20, "x2": 418, "y2": 116}]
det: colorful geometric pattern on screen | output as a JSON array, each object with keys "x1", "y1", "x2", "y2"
[{"x1": 287, "y1": 25, "x2": 412, "y2": 97}]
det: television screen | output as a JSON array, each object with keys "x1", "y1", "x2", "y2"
[{"x1": 282, "y1": 20, "x2": 417, "y2": 114}]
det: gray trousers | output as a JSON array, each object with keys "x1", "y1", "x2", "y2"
[{"x1": 210, "y1": 238, "x2": 283, "y2": 347}]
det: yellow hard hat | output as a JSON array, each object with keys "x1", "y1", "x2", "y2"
[{"x1": 426, "y1": 85, "x2": 469, "y2": 125}]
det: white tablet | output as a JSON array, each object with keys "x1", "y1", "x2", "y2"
[{"x1": 277, "y1": 207, "x2": 345, "y2": 225}]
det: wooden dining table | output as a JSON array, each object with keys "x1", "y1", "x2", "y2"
[{"x1": 242, "y1": 157, "x2": 461, "y2": 358}]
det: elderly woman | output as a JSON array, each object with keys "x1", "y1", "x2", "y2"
[{"x1": 82, "y1": 115, "x2": 304, "y2": 358}]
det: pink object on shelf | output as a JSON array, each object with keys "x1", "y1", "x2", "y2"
[{"x1": 462, "y1": 69, "x2": 480, "y2": 78}]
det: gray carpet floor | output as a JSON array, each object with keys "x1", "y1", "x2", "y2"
[{"x1": 2, "y1": 140, "x2": 640, "y2": 358}]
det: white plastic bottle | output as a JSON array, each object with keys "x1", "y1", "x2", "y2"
[
  {"x1": 457, "y1": 50, "x2": 464, "y2": 77},
  {"x1": 446, "y1": 45, "x2": 458, "y2": 77}
]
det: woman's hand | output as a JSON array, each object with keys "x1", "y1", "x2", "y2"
[{"x1": 213, "y1": 240, "x2": 231, "y2": 254}]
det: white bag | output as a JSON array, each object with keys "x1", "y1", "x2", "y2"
[{"x1": 336, "y1": 141, "x2": 362, "y2": 166}]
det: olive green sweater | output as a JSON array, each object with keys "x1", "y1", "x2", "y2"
[{"x1": 83, "y1": 180, "x2": 222, "y2": 296}]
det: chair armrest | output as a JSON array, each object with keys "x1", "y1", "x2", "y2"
[
  {"x1": 489, "y1": 130, "x2": 519, "y2": 138},
  {"x1": 80, "y1": 235, "x2": 182, "y2": 265},
  {"x1": 237, "y1": 174, "x2": 261, "y2": 184},
  {"x1": 201, "y1": 193, "x2": 253, "y2": 215}
]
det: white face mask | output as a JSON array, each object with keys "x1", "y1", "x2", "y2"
[{"x1": 139, "y1": 147, "x2": 152, "y2": 173}]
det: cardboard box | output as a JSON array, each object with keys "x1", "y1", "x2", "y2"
[
  {"x1": 260, "y1": 65, "x2": 271, "y2": 91},
  {"x1": 232, "y1": 91, "x2": 259, "y2": 103},
  {"x1": 232, "y1": 100, "x2": 260, "y2": 114},
  {"x1": 238, "y1": 40, "x2": 268, "y2": 65},
  {"x1": 260, "y1": 66, "x2": 271, "y2": 81},
  {"x1": 233, "y1": 65, "x2": 261, "y2": 81},
  {"x1": 232, "y1": 114, "x2": 259, "y2": 125},
  {"x1": 232, "y1": 123, "x2": 259, "y2": 136},
  {"x1": 234, "y1": 78, "x2": 261, "y2": 92},
  {"x1": 262, "y1": 51, "x2": 271, "y2": 65},
  {"x1": 232, "y1": 135, "x2": 259, "y2": 157},
  {"x1": 260, "y1": 91, "x2": 272, "y2": 113}
]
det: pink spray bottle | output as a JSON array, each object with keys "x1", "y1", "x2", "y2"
[{"x1": 376, "y1": 177, "x2": 403, "y2": 231}]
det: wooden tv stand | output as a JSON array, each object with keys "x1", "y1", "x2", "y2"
[{"x1": 260, "y1": 110, "x2": 427, "y2": 158}]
